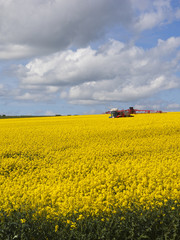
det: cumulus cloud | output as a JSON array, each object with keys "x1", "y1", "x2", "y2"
[
  {"x1": 0, "y1": 0, "x2": 179, "y2": 61},
  {"x1": 0, "y1": 44, "x2": 40, "y2": 59},
  {"x1": 133, "y1": 0, "x2": 174, "y2": 32},
  {"x1": 45, "y1": 110, "x2": 55, "y2": 116},
  {"x1": 14, "y1": 84, "x2": 61, "y2": 103},
  {"x1": 0, "y1": 0, "x2": 132, "y2": 59},
  {"x1": 16, "y1": 37, "x2": 180, "y2": 104},
  {"x1": 0, "y1": 84, "x2": 10, "y2": 98},
  {"x1": 167, "y1": 103, "x2": 180, "y2": 110},
  {"x1": 175, "y1": 8, "x2": 180, "y2": 19}
]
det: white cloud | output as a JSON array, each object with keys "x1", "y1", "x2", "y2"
[
  {"x1": 133, "y1": 0, "x2": 173, "y2": 32},
  {"x1": 0, "y1": 84, "x2": 10, "y2": 97},
  {"x1": 0, "y1": 0, "x2": 178, "y2": 61},
  {"x1": 0, "y1": 44, "x2": 39, "y2": 59},
  {"x1": 167, "y1": 103, "x2": 180, "y2": 110},
  {"x1": 45, "y1": 110, "x2": 55, "y2": 116},
  {"x1": 175, "y1": 8, "x2": 180, "y2": 19},
  {"x1": 130, "y1": 0, "x2": 152, "y2": 12},
  {"x1": 16, "y1": 37, "x2": 180, "y2": 104},
  {"x1": 134, "y1": 104, "x2": 147, "y2": 110},
  {"x1": 0, "y1": 0, "x2": 132, "y2": 59},
  {"x1": 14, "y1": 91, "x2": 55, "y2": 102}
]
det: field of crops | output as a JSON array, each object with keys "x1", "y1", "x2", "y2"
[{"x1": 0, "y1": 112, "x2": 180, "y2": 239}]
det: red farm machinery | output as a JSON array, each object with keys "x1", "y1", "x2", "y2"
[{"x1": 107, "y1": 107, "x2": 162, "y2": 118}]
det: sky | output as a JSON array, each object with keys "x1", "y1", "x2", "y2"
[{"x1": 0, "y1": 0, "x2": 180, "y2": 116}]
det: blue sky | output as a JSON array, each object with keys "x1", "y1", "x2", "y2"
[{"x1": 0, "y1": 0, "x2": 180, "y2": 115}]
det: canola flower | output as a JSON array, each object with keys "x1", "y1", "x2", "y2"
[
  {"x1": 0, "y1": 112, "x2": 180, "y2": 220},
  {"x1": 20, "y1": 218, "x2": 26, "y2": 224}
]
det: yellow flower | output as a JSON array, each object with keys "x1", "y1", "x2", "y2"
[
  {"x1": 70, "y1": 222, "x2": 77, "y2": 229},
  {"x1": 77, "y1": 214, "x2": 84, "y2": 221},
  {"x1": 0, "y1": 112, "x2": 179, "y2": 220},
  {"x1": 20, "y1": 218, "x2": 26, "y2": 224},
  {"x1": 55, "y1": 225, "x2": 59, "y2": 232},
  {"x1": 66, "y1": 219, "x2": 71, "y2": 224}
]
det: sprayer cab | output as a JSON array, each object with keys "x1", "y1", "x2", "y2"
[{"x1": 110, "y1": 108, "x2": 133, "y2": 118}]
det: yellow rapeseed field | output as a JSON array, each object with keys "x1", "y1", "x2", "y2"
[{"x1": 0, "y1": 112, "x2": 180, "y2": 220}]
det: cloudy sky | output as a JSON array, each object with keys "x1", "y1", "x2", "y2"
[{"x1": 0, "y1": 0, "x2": 180, "y2": 115}]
